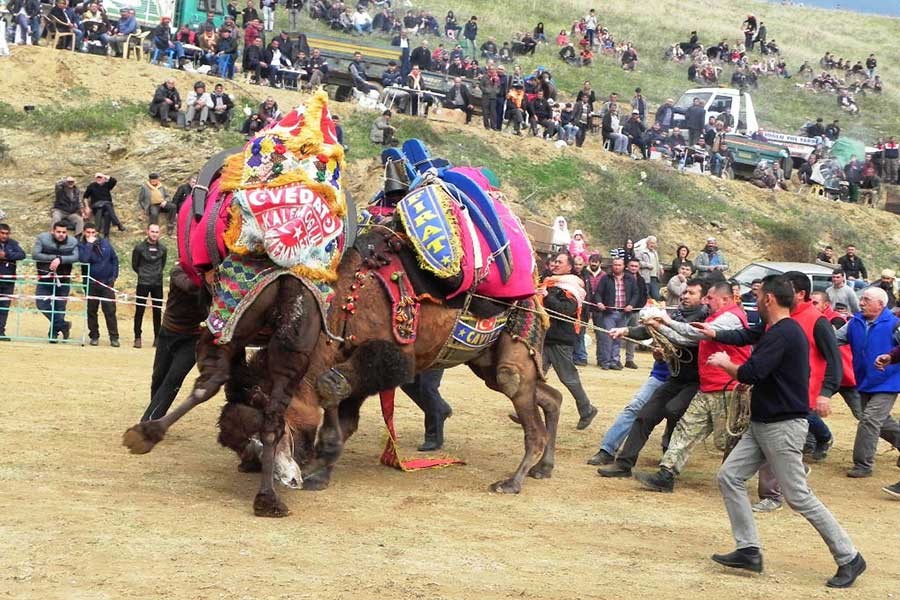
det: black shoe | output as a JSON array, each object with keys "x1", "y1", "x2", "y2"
[
  {"x1": 89, "y1": 338, "x2": 99, "y2": 346},
  {"x1": 587, "y1": 449, "x2": 614, "y2": 466},
  {"x1": 600, "y1": 363, "x2": 611, "y2": 370},
  {"x1": 0, "y1": 334, "x2": 9, "y2": 341},
  {"x1": 635, "y1": 468, "x2": 675, "y2": 493},
  {"x1": 624, "y1": 360, "x2": 639, "y2": 369},
  {"x1": 812, "y1": 436, "x2": 833, "y2": 462},
  {"x1": 576, "y1": 406, "x2": 598, "y2": 430},
  {"x1": 110, "y1": 338, "x2": 120, "y2": 348},
  {"x1": 574, "y1": 359, "x2": 588, "y2": 366},
  {"x1": 826, "y1": 553, "x2": 866, "y2": 588},
  {"x1": 610, "y1": 362, "x2": 624, "y2": 371},
  {"x1": 598, "y1": 463, "x2": 632, "y2": 478},
  {"x1": 417, "y1": 438, "x2": 443, "y2": 452},
  {"x1": 846, "y1": 467, "x2": 873, "y2": 478},
  {"x1": 711, "y1": 549, "x2": 763, "y2": 573},
  {"x1": 61, "y1": 321, "x2": 72, "y2": 340}
]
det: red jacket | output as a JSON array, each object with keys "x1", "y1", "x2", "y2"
[
  {"x1": 698, "y1": 303, "x2": 751, "y2": 393},
  {"x1": 822, "y1": 306, "x2": 856, "y2": 388},
  {"x1": 791, "y1": 300, "x2": 827, "y2": 408}
]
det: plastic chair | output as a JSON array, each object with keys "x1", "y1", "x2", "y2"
[
  {"x1": 150, "y1": 47, "x2": 175, "y2": 68},
  {"x1": 44, "y1": 15, "x2": 76, "y2": 51},
  {"x1": 125, "y1": 30, "x2": 150, "y2": 61}
]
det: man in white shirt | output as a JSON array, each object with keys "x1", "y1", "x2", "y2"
[{"x1": 184, "y1": 81, "x2": 213, "y2": 129}]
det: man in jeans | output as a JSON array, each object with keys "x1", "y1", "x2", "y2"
[
  {"x1": 835, "y1": 287, "x2": 900, "y2": 478},
  {"x1": 596, "y1": 257, "x2": 639, "y2": 370},
  {"x1": 32, "y1": 222, "x2": 79, "y2": 341},
  {"x1": 131, "y1": 224, "x2": 167, "y2": 348},
  {"x1": 708, "y1": 275, "x2": 865, "y2": 588},
  {"x1": 77, "y1": 223, "x2": 120, "y2": 347},
  {"x1": 0, "y1": 223, "x2": 27, "y2": 340}
]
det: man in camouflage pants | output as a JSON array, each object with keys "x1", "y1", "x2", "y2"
[{"x1": 633, "y1": 282, "x2": 750, "y2": 493}]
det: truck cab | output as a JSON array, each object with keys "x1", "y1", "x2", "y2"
[
  {"x1": 673, "y1": 88, "x2": 758, "y2": 135},
  {"x1": 104, "y1": 0, "x2": 226, "y2": 30}
]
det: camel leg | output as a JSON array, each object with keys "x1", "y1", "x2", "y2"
[
  {"x1": 528, "y1": 381, "x2": 562, "y2": 480},
  {"x1": 301, "y1": 394, "x2": 366, "y2": 490},
  {"x1": 469, "y1": 335, "x2": 548, "y2": 494},
  {"x1": 122, "y1": 333, "x2": 239, "y2": 454},
  {"x1": 254, "y1": 282, "x2": 319, "y2": 517}
]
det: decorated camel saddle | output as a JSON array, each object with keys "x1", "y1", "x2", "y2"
[
  {"x1": 356, "y1": 139, "x2": 545, "y2": 370},
  {"x1": 177, "y1": 91, "x2": 353, "y2": 343}
]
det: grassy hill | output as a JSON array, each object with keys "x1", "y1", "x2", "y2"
[
  {"x1": 288, "y1": 0, "x2": 897, "y2": 141},
  {"x1": 0, "y1": 41, "x2": 898, "y2": 294}
]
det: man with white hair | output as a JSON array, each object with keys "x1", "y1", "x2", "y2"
[
  {"x1": 636, "y1": 235, "x2": 661, "y2": 300},
  {"x1": 835, "y1": 286, "x2": 900, "y2": 478}
]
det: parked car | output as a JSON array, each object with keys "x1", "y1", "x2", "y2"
[{"x1": 731, "y1": 261, "x2": 835, "y2": 324}]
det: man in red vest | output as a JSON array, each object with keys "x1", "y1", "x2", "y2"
[{"x1": 633, "y1": 281, "x2": 750, "y2": 492}]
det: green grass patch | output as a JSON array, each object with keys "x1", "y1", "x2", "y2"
[{"x1": 0, "y1": 100, "x2": 147, "y2": 135}]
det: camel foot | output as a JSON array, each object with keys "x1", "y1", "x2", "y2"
[
  {"x1": 490, "y1": 478, "x2": 522, "y2": 494},
  {"x1": 253, "y1": 491, "x2": 291, "y2": 518},
  {"x1": 122, "y1": 421, "x2": 166, "y2": 454},
  {"x1": 528, "y1": 463, "x2": 554, "y2": 480}
]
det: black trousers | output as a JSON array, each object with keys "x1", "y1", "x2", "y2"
[
  {"x1": 87, "y1": 280, "x2": 119, "y2": 341},
  {"x1": 91, "y1": 202, "x2": 124, "y2": 237},
  {"x1": 134, "y1": 284, "x2": 163, "y2": 338},
  {"x1": 400, "y1": 369, "x2": 450, "y2": 441},
  {"x1": 141, "y1": 327, "x2": 199, "y2": 421},
  {"x1": 615, "y1": 379, "x2": 698, "y2": 468},
  {"x1": 0, "y1": 281, "x2": 13, "y2": 335}
]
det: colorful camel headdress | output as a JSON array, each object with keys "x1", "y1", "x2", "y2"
[{"x1": 219, "y1": 90, "x2": 348, "y2": 282}]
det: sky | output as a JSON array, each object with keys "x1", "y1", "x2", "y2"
[{"x1": 775, "y1": 0, "x2": 900, "y2": 17}]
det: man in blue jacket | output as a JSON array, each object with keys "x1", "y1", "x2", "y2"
[
  {"x1": 78, "y1": 223, "x2": 120, "y2": 347},
  {"x1": 835, "y1": 286, "x2": 900, "y2": 478},
  {"x1": 33, "y1": 222, "x2": 79, "y2": 341},
  {"x1": 0, "y1": 224, "x2": 27, "y2": 340}
]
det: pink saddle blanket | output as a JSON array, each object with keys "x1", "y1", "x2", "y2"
[
  {"x1": 177, "y1": 178, "x2": 230, "y2": 286},
  {"x1": 451, "y1": 194, "x2": 535, "y2": 301}
]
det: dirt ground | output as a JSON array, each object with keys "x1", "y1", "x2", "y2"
[{"x1": 1, "y1": 319, "x2": 899, "y2": 600}]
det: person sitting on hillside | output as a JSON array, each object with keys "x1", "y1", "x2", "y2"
[
  {"x1": 209, "y1": 83, "x2": 234, "y2": 128},
  {"x1": 505, "y1": 80, "x2": 527, "y2": 135},
  {"x1": 512, "y1": 32, "x2": 537, "y2": 56},
  {"x1": 370, "y1": 110, "x2": 397, "y2": 147},
  {"x1": 148, "y1": 79, "x2": 181, "y2": 127},
  {"x1": 556, "y1": 29, "x2": 569, "y2": 47},
  {"x1": 380, "y1": 61, "x2": 409, "y2": 112},
  {"x1": 104, "y1": 8, "x2": 137, "y2": 57},
  {"x1": 214, "y1": 28, "x2": 238, "y2": 78},
  {"x1": 579, "y1": 47, "x2": 594, "y2": 67},
  {"x1": 558, "y1": 43, "x2": 577, "y2": 65},
  {"x1": 263, "y1": 38, "x2": 293, "y2": 87},
  {"x1": 49, "y1": 0, "x2": 84, "y2": 50},
  {"x1": 184, "y1": 81, "x2": 213, "y2": 129},
  {"x1": 303, "y1": 48, "x2": 329, "y2": 89},
  {"x1": 620, "y1": 43, "x2": 638, "y2": 71},
  {"x1": 243, "y1": 37, "x2": 269, "y2": 85},
  {"x1": 498, "y1": 41, "x2": 513, "y2": 63},
  {"x1": 623, "y1": 110, "x2": 647, "y2": 158},
  {"x1": 480, "y1": 37, "x2": 498, "y2": 61}
]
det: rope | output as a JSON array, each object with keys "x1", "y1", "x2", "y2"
[
  {"x1": 724, "y1": 383, "x2": 753, "y2": 437},
  {"x1": 645, "y1": 325, "x2": 692, "y2": 377}
]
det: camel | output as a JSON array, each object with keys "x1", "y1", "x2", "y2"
[
  {"x1": 122, "y1": 91, "x2": 351, "y2": 517},
  {"x1": 219, "y1": 226, "x2": 563, "y2": 512}
]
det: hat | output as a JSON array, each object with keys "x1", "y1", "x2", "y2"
[
  {"x1": 631, "y1": 109, "x2": 640, "y2": 114},
  {"x1": 706, "y1": 236, "x2": 717, "y2": 244},
  {"x1": 882, "y1": 269, "x2": 896, "y2": 279},
  {"x1": 148, "y1": 172, "x2": 160, "y2": 180}
]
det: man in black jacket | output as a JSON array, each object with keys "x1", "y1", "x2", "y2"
[
  {"x1": 679, "y1": 97, "x2": 707, "y2": 145},
  {"x1": 243, "y1": 37, "x2": 269, "y2": 84},
  {"x1": 410, "y1": 40, "x2": 432, "y2": 70},
  {"x1": 623, "y1": 110, "x2": 647, "y2": 158},
  {"x1": 596, "y1": 257, "x2": 640, "y2": 370},
  {"x1": 443, "y1": 77, "x2": 474, "y2": 124},
  {"x1": 83, "y1": 173, "x2": 125, "y2": 238},
  {"x1": 149, "y1": 79, "x2": 181, "y2": 126},
  {"x1": 837, "y1": 244, "x2": 867, "y2": 290},
  {"x1": 0, "y1": 224, "x2": 27, "y2": 340},
  {"x1": 131, "y1": 224, "x2": 167, "y2": 348},
  {"x1": 51, "y1": 176, "x2": 86, "y2": 236},
  {"x1": 539, "y1": 252, "x2": 598, "y2": 429}
]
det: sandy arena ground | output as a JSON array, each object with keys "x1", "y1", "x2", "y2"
[{"x1": 1, "y1": 320, "x2": 899, "y2": 599}]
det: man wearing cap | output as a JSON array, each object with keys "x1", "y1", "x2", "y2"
[
  {"x1": 83, "y1": 173, "x2": 125, "y2": 238},
  {"x1": 184, "y1": 82, "x2": 213, "y2": 129},
  {"x1": 695, "y1": 237, "x2": 728, "y2": 281},
  {"x1": 137, "y1": 173, "x2": 176, "y2": 234},
  {"x1": 870, "y1": 269, "x2": 898, "y2": 309},
  {"x1": 52, "y1": 176, "x2": 87, "y2": 236}
]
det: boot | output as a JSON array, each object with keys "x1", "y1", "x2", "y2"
[
  {"x1": 711, "y1": 548, "x2": 763, "y2": 573},
  {"x1": 826, "y1": 553, "x2": 866, "y2": 588},
  {"x1": 635, "y1": 467, "x2": 675, "y2": 493}
]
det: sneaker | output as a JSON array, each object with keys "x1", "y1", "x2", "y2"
[
  {"x1": 89, "y1": 338, "x2": 99, "y2": 346},
  {"x1": 133, "y1": 337, "x2": 142, "y2": 349},
  {"x1": 751, "y1": 498, "x2": 783, "y2": 512},
  {"x1": 882, "y1": 481, "x2": 900, "y2": 499},
  {"x1": 624, "y1": 360, "x2": 639, "y2": 369},
  {"x1": 110, "y1": 339, "x2": 120, "y2": 348},
  {"x1": 711, "y1": 548, "x2": 763, "y2": 573},
  {"x1": 811, "y1": 437, "x2": 833, "y2": 462},
  {"x1": 586, "y1": 449, "x2": 614, "y2": 465},
  {"x1": 576, "y1": 406, "x2": 598, "y2": 430}
]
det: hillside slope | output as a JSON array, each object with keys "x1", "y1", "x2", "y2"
[{"x1": 0, "y1": 46, "x2": 898, "y2": 292}]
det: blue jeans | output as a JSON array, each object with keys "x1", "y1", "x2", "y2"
[
  {"x1": 806, "y1": 412, "x2": 831, "y2": 443},
  {"x1": 599, "y1": 311, "x2": 627, "y2": 366},
  {"x1": 35, "y1": 279, "x2": 69, "y2": 336},
  {"x1": 599, "y1": 376, "x2": 666, "y2": 454}
]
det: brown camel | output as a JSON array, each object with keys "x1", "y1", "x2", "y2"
[
  {"x1": 219, "y1": 227, "x2": 562, "y2": 507},
  {"x1": 123, "y1": 276, "x2": 322, "y2": 517}
]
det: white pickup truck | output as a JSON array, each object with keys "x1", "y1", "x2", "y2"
[{"x1": 672, "y1": 88, "x2": 822, "y2": 167}]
